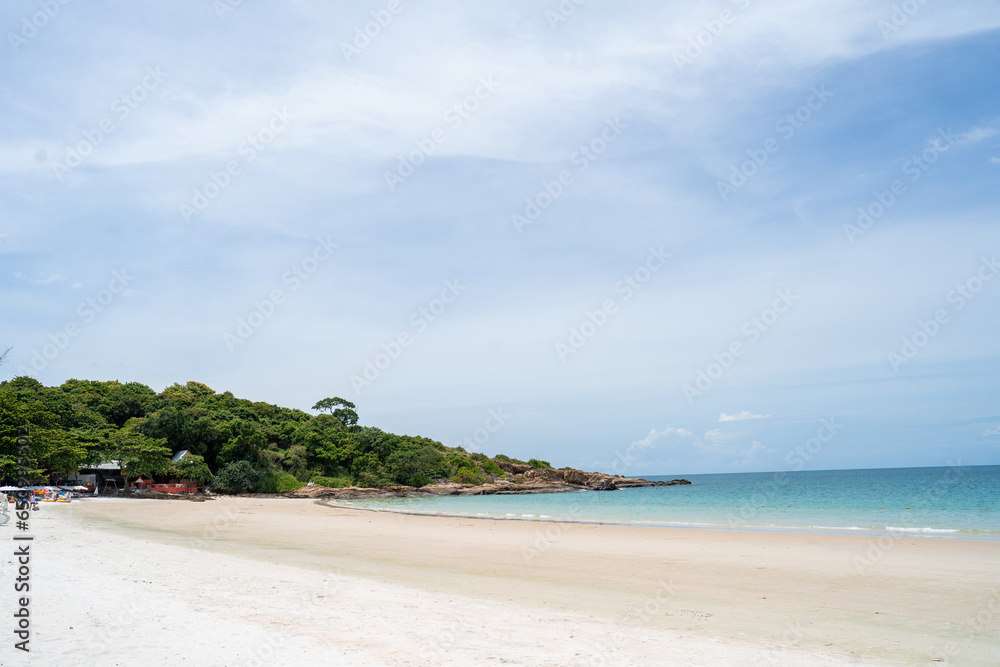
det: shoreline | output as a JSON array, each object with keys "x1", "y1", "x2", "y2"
[
  {"x1": 277, "y1": 473, "x2": 691, "y2": 500},
  {"x1": 320, "y1": 497, "x2": 1000, "y2": 540},
  {"x1": 45, "y1": 496, "x2": 1000, "y2": 666}
]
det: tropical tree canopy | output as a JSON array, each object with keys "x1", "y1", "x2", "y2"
[{"x1": 0, "y1": 378, "x2": 546, "y2": 492}]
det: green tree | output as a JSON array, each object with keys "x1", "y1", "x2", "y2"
[
  {"x1": 213, "y1": 460, "x2": 262, "y2": 493},
  {"x1": 34, "y1": 428, "x2": 89, "y2": 477},
  {"x1": 108, "y1": 419, "x2": 172, "y2": 491},
  {"x1": 493, "y1": 454, "x2": 527, "y2": 465},
  {"x1": 172, "y1": 453, "x2": 214, "y2": 485},
  {"x1": 471, "y1": 452, "x2": 505, "y2": 477},
  {"x1": 351, "y1": 451, "x2": 391, "y2": 487},
  {"x1": 256, "y1": 469, "x2": 304, "y2": 493},
  {"x1": 1, "y1": 376, "x2": 562, "y2": 492},
  {"x1": 280, "y1": 444, "x2": 309, "y2": 478},
  {"x1": 356, "y1": 426, "x2": 390, "y2": 458},
  {"x1": 0, "y1": 377, "x2": 95, "y2": 480},
  {"x1": 385, "y1": 443, "x2": 448, "y2": 487},
  {"x1": 102, "y1": 382, "x2": 156, "y2": 427},
  {"x1": 453, "y1": 465, "x2": 486, "y2": 485},
  {"x1": 311, "y1": 397, "x2": 358, "y2": 427},
  {"x1": 141, "y1": 405, "x2": 225, "y2": 463},
  {"x1": 216, "y1": 419, "x2": 266, "y2": 467}
]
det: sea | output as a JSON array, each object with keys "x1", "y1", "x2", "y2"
[{"x1": 340, "y1": 465, "x2": 1000, "y2": 539}]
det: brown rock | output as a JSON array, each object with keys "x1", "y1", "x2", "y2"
[
  {"x1": 495, "y1": 461, "x2": 532, "y2": 475},
  {"x1": 524, "y1": 468, "x2": 564, "y2": 483},
  {"x1": 562, "y1": 468, "x2": 589, "y2": 486},
  {"x1": 282, "y1": 470, "x2": 690, "y2": 500}
]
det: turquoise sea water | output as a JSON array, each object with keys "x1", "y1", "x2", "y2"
[{"x1": 341, "y1": 465, "x2": 1000, "y2": 538}]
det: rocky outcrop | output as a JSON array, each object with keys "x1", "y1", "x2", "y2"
[
  {"x1": 281, "y1": 467, "x2": 690, "y2": 499},
  {"x1": 520, "y1": 467, "x2": 690, "y2": 492},
  {"x1": 285, "y1": 484, "x2": 418, "y2": 500},
  {"x1": 495, "y1": 461, "x2": 533, "y2": 475}
]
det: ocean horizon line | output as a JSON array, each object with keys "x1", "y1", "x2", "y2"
[{"x1": 645, "y1": 462, "x2": 999, "y2": 478}]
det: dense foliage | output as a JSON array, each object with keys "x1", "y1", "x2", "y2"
[{"x1": 0, "y1": 377, "x2": 549, "y2": 492}]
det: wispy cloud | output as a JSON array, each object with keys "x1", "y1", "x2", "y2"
[
  {"x1": 719, "y1": 411, "x2": 770, "y2": 422},
  {"x1": 742, "y1": 441, "x2": 775, "y2": 458},
  {"x1": 610, "y1": 426, "x2": 698, "y2": 472},
  {"x1": 984, "y1": 425, "x2": 1000, "y2": 436},
  {"x1": 957, "y1": 126, "x2": 998, "y2": 146},
  {"x1": 14, "y1": 272, "x2": 65, "y2": 285},
  {"x1": 738, "y1": 441, "x2": 776, "y2": 466},
  {"x1": 705, "y1": 428, "x2": 739, "y2": 443},
  {"x1": 631, "y1": 427, "x2": 694, "y2": 452}
]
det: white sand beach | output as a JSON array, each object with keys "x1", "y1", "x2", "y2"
[{"x1": 3, "y1": 497, "x2": 998, "y2": 666}]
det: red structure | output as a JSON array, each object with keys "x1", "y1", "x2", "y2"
[
  {"x1": 150, "y1": 483, "x2": 198, "y2": 494},
  {"x1": 131, "y1": 479, "x2": 198, "y2": 494}
]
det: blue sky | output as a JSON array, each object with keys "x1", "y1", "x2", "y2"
[{"x1": 2, "y1": 0, "x2": 999, "y2": 475}]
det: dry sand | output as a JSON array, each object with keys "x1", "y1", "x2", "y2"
[{"x1": 2, "y1": 496, "x2": 998, "y2": 666}]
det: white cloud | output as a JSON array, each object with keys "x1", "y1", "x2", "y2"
[
  {"x1": 607, "y1": 426, "x2": 699, "y2": 474},
  {"x1": 737, "y1": 441, "x2": 776, "y2": 467},
  {"x1": 718, "y1": 411, "x2": 770, "y2": 422},
  {"x1": 742, "y1": 441, "x2": 775, "y2": 457},
  {"x1": 10, "y1": 1, "x2": 996, "y2": 181},
  {"x1": 704, "y1": 428, "x2": 739, "y2": 443},
  {"x1": 983, "y1": 425, "x2": 1000, "y2": 436},
  {"x1": 631, "y1": 426, "x2": 694, "y2": 451},
  {"x1": 990, "y1": 157, "x2": 1000, "y2": 165},
  {"x1": 615, "y1": 424, "x2": 766, "y2": 472},
  {"x1": 957, "y1": 126, "x2": 998, "y2": 146},
  {"x1": 611, "y1": 418, "x2": 795, "y2": 473},
  {"x1": 14, "y1": 272, "x2": 64, "y2": 285}
]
